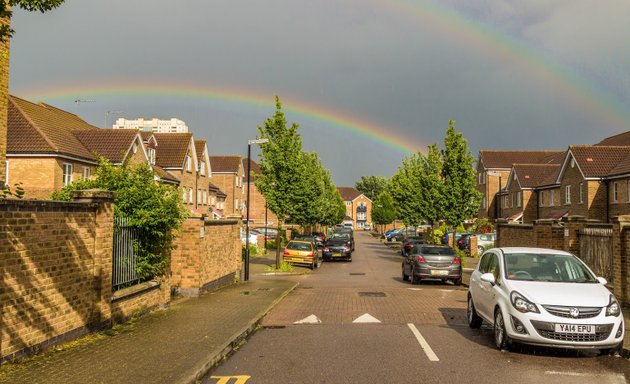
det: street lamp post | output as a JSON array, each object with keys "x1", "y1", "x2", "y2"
[{"x1": 244, "y1": 138, "x2": 269, "y2": 281}]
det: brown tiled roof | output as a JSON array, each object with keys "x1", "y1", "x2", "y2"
[
  {"x1": 479, "y1": 150, "x2": 564, "y2": 169},
  {"x1": 337, "y1": 187, "x2": 362, "y2": 201},
  {"x1": 596, "y1": 131, "x2": 630, "y2": 146},
  {"x1": 194, "y1": 140, "x2": 206, "y2": 160},
  {"x1": 210, "y1": 156, "x2": 242, "y2": 173},
  {"x1": 608, "y1": 154, "x2": 630, "y2": 177},
  {"x1": 569, "y1": 146, "x2": 630, "y2": 178},
  {"x1": 512, "y1": 164, "x2": 561, "y2": 189},
  {"x1": 73, "y1": 129, "x2": 140, "y2": 163},
  {"x1": 153, "y1": 133, "x2": 193, "y2": 168},
  {"x1": 152, "y1": 165, "x2": 180, "y2": 184},
  {"x1": 8, "y1": 95, "x2": 97, "y2": 160},
  {"x1": 139, "y1": 131, "x2": 155, "y2": 142},
  {"x1": 242, "y1": 158, "x2": 261, "y2": 175}
]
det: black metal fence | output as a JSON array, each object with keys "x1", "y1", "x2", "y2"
[{"x1": 112, "y1": 217, "x2": 143, "y2": 290}]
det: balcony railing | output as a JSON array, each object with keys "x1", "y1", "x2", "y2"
[{"x1": 357, "y1": 206, "x2": 367, "y2": 213}]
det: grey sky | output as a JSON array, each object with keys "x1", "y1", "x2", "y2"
[{"x1": 9, "y1": 0, "x2": 630, "y2": 185}]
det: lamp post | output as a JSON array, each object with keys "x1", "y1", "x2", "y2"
[
  {"x1": 487, "y1": 172, "x2": 502, "y2": 220},
  {"x1": 244, "y1": 138, "x2": 269, "y2": 281}
]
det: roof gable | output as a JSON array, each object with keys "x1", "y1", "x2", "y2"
[
  {"x1": 558, "y1": 146, "x2": 630, "y2": 181},
  {"x1": 512, "y1": 164, "x2": 562, "y2": 189},
  {"x1": 73, "y1": 129, "x2": 147, "y2": 164},
  {"x1": 337, "y1": 186, "x2": 361, "y2": 201},
  {"x1": 478, "y1": 150, "x2": 564, "y2": 169},
  {"x1": 210, "y1": 156, "x2": 243, "y2": 174},
  {"x1": 153, "y1": 133, "x2": 196, "y2": 169}
]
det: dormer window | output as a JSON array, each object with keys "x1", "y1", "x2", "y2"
[
  {"x1": 200, "y1": 161, "x2": 206, "y2": 176},
  {"x1": 185, "y1": 155, "x2": 192, "y2": 172}
]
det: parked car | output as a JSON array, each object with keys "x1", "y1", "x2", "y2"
[
  {"x1": 322, "y1": 233, "x2": 353, "y2": 262},
  {"x1": 441, "y1": 231, "x2": 464, "y2": 245},
  {"x1": 386, "y1": 228, "x2": 405, "y2": 242},
  {"x1": 334, "y1": 227, "x2": 355, "y2": 250},
  {"x1": 476, "y1": 233, "x2": 496, "y2": 253},
  {"x1": 257, "y1": 227, "x2": 279, "y2": 240},
  {"x1": 467, "y1": 247, "x2": 624, "y2": 354},
  {"x1": 293, "y1": 234, "x2": 324, "y2": 249},
  {"x1": 457, "y1": 233, "x2": 473, "y2": 250},
  {"x1": 240, "y1": 230, "x2": 258, "y2": 246},
  {"x1": 401, "y1": 236, "x2": 425, "y2": 256},
  {"x1": 402, "y1": 245, "x2": 462, "y2": 285},
  {"x1": 283, "y1": 240, "x2": 321, "y2": 269},
  {"x1": 311, "y1": 232, "x2": 326, "y2": 246},
  {"x1": 363, "y1": 223, "x2": 371, "y2": 231}
]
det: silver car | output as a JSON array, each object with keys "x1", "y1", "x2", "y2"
[{"x1": 402, "y1": 245, "x2": 462, "y2": 285}]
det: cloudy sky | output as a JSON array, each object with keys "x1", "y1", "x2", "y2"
[{"x1": 8, "y1": 0, "x2": 630, "y2": 185}]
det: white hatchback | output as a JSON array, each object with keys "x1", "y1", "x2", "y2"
[{"x1": 467, "y1": 247, "x2": 624, "y2": 354}]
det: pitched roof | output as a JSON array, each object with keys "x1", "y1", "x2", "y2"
[
  {"x1": 512, "y1": 164, "x2": 561, "y2": 189},
  {"x1": 73, "y1": 129, "x2": 141, "y2": 164},
  {"x1": 337, "y1": 187, "x2": 362, "y2": 201},
  {"x1": 210, "y1": 156, "x2": 242, "y2": 173},
  {"x1": 152, "y1": 165, "x2": 180, "y2": 184},
  {"x1": 479, "y1": 150, "x2": 564, "y2": 169},
  {"x1": 194, "y1": 140, "x2": 206, "y2": 160},
  {"x1": 152, "y1": 133, "x2": 194, "y2": 168},
  {"x1": 8, "y1": 95, "x2": 98, "y2": 160},
  {"x1": 568, "y1": 146, "x2": 630, "y2": 178},
  {"x1": 242, "y1": 158, "x2": 261, "y2": 175},
  {"x1": 596, "y1": 131, "x2": 630, "y2": 146}
]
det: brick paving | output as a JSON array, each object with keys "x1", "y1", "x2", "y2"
[{"x1": 0, "y1": 279, "x2": 297, "y2": 384}]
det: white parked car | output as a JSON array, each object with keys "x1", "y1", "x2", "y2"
[
  {"x1": 467, "y1": 247, "x2": 624, "y2": 354},
  {"x1": 240, "y1": 229, "x2": 258, "y2": 246},
  {"x1": 475, "y1": 233, "x2": 496, "y2": 253}
]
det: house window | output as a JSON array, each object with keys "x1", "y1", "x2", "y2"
[
  {"x1": 185, "y1": 155, "x2": 192, "y2": 172},
  {"x1": 182, "y1": 188, "x2": 187, "y2": 203},
  {"x1": 517, "y1": 191, "x2": 522, "y2": 208},
  {"x1": 189, "y1": 188, "x2": 193, "y2": 204},
  {"x1": 481, "y1": 196, "x2": 486, "y2": 209},
  {"x1": 540, "y1": 191, "x2": 545, "y2": 207},
  {"x1": 579, "y1": 182, "x2": 583, "y2": 204},
  {"x1": 504, "y1": 195, "x2": 509, "y2": 208},
  {"x1": 203, "y1": 191, "x2": 207, "y2": 205},
  {"x1": 148, "y1": 148, "x2": 156, "y2": 165},
  {"x1": 82, "y1": 166, "x2": 91, "y2": 179},
  {"x1": 200, "y1": 161, "x2": 206, "y2": 176},
  {"x1": 478, "y1": 172, "x2": 485, "y2": 185},
  {"x1": 550, "y1": 190, "x2": 555, "y2": 206},
  {"x1": 197, "y1": 189, "x2": 202, "y2": 204},
  {"x1": 346, "y1": 201, "x2": 352, "y2": 206},
  {"x1": 613, "y1": 182, "x2": 619, "y2": 203},
  {"x1": 565, "y1": 185, "x2": 571, "y2": 205},
  {"x1": 63, "y1": 163, "x2": 73, "y2": 186}
]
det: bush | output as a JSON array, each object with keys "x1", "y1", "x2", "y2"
[
  {"x1": 471, "y1": 218, "x2": 494, "y2": 234},
  {"x1": 265, "y1": 261, "x2": 294, "y2": 273},
  {"x1": 454, "y1": 247, "x2": 468, "y2": 268}
]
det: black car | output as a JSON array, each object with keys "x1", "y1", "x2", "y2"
[
  {"x1": 322, "y1": 233, "x2": 353, "y2": 261},
  {"x1": 457, "y1": 233, "x2": 473, "y2": 250},
  {"x1": 333, "y1": 228, "x2": 354, "y2": 251},
  {"x1": 401, "y1": 236, "x2": 425, "y2": 256},
  {"x1": 402, "y1": 245, "x2": 462, "y2": 285}
]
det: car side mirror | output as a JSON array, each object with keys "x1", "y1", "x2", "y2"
[
  {"x1": 597, "y1": 277, "x2": 607, "y2": 285},
  {"x1": 480, "y1": 273, "x2": 496, "y2": 285}
]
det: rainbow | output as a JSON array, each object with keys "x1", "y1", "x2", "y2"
[
  {"x1": 370, "y1": 0, "x2": 630, "y2": 130},
  {"x1": 17, "y1": 83, "x2": 425, "y2": 155}
]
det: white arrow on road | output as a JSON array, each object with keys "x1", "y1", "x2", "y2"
[
  {"x1": 294, "y1": 314, "x2": 322, "y2": 324},
  {"x1": 352, "y1": 313, "x2": 381, "y2": 323}
]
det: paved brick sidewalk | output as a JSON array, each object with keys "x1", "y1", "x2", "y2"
[{"x1": 0, "y1": 279, "x2": 297, "y2": 384}]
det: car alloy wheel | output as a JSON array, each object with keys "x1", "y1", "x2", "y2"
[
  {"x1": 494, "y1": 309, "x2": 510, "y2": 351},
  {"x1": 410, "y1": 268, "x2": 418, "y2": 285},
  {"x1": 402, "y1": 265, "x2": 409, "y2": 281},
  {"x1": 467, "y1": 295, "x2": 482, "y2": 329}
]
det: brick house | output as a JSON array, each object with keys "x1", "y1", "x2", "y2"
[
  {"x1": 242, "y1": 158, "x2": 277, "y2": 228},
  {"x1": 153, "y1": 133, "x2": 199, "y2": 209},
  {"x1": 6, "y1": 95, "x2": 151, "y2": 198},
  {"x1": 194, "y1": 139, "x2": 212, "y2": 214},
  {"x1": 208, "y1": 182, "x2": 228, "y2": 219},
  {"x1": 337, "y1": 187, "x2": 372, "y2": 229},
  {"x1": 502, "y1": 164, "x2": 561, "y2": 223},
  {"x1": 476, "y1": 150, "x2": 564, "y2": 220},
  {"x1": 210, "y1": 156, "x2": 245, "y2": 217}
]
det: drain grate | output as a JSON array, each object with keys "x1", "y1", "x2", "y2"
[
  {"x1": 358, "y1": 291, "x2": 386, "y2": 297},
  {"x1": 300, "y1": 286, "x2": 314, "y2": 289},
  {"x1": 257, "y1": 288, "x2": 271, "y2": 291},
  {"x1": 349, "y1": 273, "x2": 366, "y2": 276}
]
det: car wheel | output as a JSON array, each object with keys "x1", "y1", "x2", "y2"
[
  {"x1": 601, "y1": 342, "x2": 624, "y2": 357},
  {"x1": 453, "y1": 277, "x2": 462, "y2": 286},
  {"x1": 477, "y1": 246, "x2": 484, "y2": 254},
  {"x1": 410, "y1": 268, "x2": 419, "y2": 285},
  {"x1": 467, "y1": 295, "x2": 482, "y2": 329},
  {"x1": 402, "y1": 265, "x2": 409, "y2": 281},
  {"x1": 494, "y1": 308, "x2": 511, "y2": 351}
]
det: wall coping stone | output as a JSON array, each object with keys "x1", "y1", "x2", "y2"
[
  {"x1": 72, "y1": 189, "x2": 116, "y2": 203},
  {"x1": 205, "y1": 219, "x2": 240, "y2": 226},
  {"x1": 111, "y1": 280, "x2": 161, "y2": 303},
  {"x1": 612, "y1": 215, "x2": 630, "y2": 224},
  {"x1": 0, "y1": 199, "x2": 98, "y2": 211}
]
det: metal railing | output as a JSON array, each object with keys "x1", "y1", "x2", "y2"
[{"x1": 112, "y1": 217, "x2": 143, "y2": 290}]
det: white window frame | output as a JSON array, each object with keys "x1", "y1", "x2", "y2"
[
  {"x1": 197, "y1": 189, "x2": 202, "y2": 204},
  {"x1": 517, "y1": 191, "x2": 522, "y2": 208},
  {"x1": 63, "y1": 163, "x2": 73, "y2": 186},
  {"x1": 550, "y1": 190, "x2": 555, "y2": 207},
  {"x1": 185, "y1": 155, "x2": 192, "y2": 172},
  {"x1": 203, "y1": 190, "x2": 207, "y2": 205},
  {"x1": 579, "y1": 182, "x2": 584, "y2": 204},
  {"x1": 189, "y1": 187, "x2": 193, "y2": 204},
  {"x1": 200, "y1": 161, "x2": 206, "y2": 176},
  {"x1": 481, "y1": 196, "x2": 486, "y2": 209},
  {"x1": 182, "y1": 188, "x2": 187, "y2": 203},
  {"x1": 82, "y1": 166, "x2": 91, "y2": 180},
  {"x1": 148, "y1": 148, "x2": 156, "y2": 165},
  {"x1": 540, "y1": 191, "x2": 545, "y2": 207},
  {"x1": 613, "y1": 182, "x2": 619, "y2": 203},
  {"x1": 565, "y1": 185, "x2": 571, "y2": 205}
]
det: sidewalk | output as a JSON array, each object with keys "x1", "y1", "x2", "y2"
[{"x1": 0, "y1": 278, "x2": 298, "y2": 384}]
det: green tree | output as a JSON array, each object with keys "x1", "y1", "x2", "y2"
[
  {"x1": 389, "y1": 154, "x2": 424, "y2": 227},
  {"x1": 291, "y1": 151, "x2": 325, "y2": 227},
  {"x1": 371, "y1": 191, "x2": 396, "y2": 233},
  {"x1": 355, "y1": 175, "x2": 388, "y2": 201},
  {"x1": 52, "y1": 159, "x2": 187, "y2": 278},
  {"x1": 417, "y1": 143, "x2": 444, "y2": 227},
  {"x1": 441, "y1": 120, "x2": 481, "y2": 227},
  {"x1": 1, "y1": 1, "x2": 65, "y2": 42},
  {"x1": 256, "y1": 96, "x2": 306, "y2": 267}
]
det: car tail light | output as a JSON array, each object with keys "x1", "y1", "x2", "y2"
[
  {"x1": 306, "y1": 253, "x2": 314, "y2": 258},
  {"x1": 323, "y1": 247, "x2": 329, "y2": 252},
  {"x1": 453, "y1": 258, "x2": 461, "y2": 264},
  {"x1": 416, "y1": 256, "x2": 425, "y2": 262},
  {"x1": 343, "y1": 247, "x2": 350, "y2": 252},
  {"x1": 283, "y1": 251, "x2": 289, "y2": 256}
]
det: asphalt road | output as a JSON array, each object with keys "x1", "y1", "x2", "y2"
[{"x1": 204, "y1": 232, "x2": 629, "y2": 384}]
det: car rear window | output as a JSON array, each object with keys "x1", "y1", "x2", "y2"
[
  {"x1": 419, "y1": 246, "x2": 455, "y2": 255},
  {"x1": 286, "y1": 242, "x2": 312, "y2": 251}
]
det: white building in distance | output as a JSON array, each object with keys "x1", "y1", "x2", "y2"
[{"x1": 113, "y1": 118, "x2": 189, "y2": 133}]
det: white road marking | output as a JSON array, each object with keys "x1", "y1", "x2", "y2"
[
  {"x1": 293, "y1": 314, "x2": 321, "y2": 324},
  {"x1": 407, "y1": 323, "x2": 439, "y2": 362},
  {"x1": 407, "y1": 288, "x2": 423, "y2": 291},
  {"x1": 545, "y1": 371, "x2": 626, "y2": 382},
  {"x1": 352, "y1": 313, "x2": 381, "y2": 323}
]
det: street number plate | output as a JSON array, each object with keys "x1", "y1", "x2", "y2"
[
  {"x1": 430, "y1": 270, "x2": 449, "y2": 276},
  {"x1": 554, "y1": 324, "x2": 595, "y2": 334}
]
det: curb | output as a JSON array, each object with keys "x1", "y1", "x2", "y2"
[{"x1": 177, "y1": 281, "x2": 299, "y2": 384}]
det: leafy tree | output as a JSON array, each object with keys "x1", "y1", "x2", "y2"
[
  {"x1": 355, "y1": 175, "x2": 388, "y2": 201},
  {"x1": 1, "y1": 0, "x2": 65, "y2": 42},
  {"x1": 291, "y1": 151, "x2": 325, "y2": 227},
  {"x1": 51, "y1": 159, "x2": 187, "y2": 278},
  {"x1": 441, "y1": 120, "x2": 482, "y2": 227},
  {"x1": 371, "y1": 191, "x2": 396, "y2": 233},
  {"x1": 389, "y1": 154, "x2": 424, "y2": 226},
  {"x1": 256, "y1": 96, "x2": 306, "y2": 267},
  {"x1": 417, "y1": 143, "x2": 444, "y2": 227},
  {"x1": 316, "y1": 164, "x2": 345, "y2": 227}
]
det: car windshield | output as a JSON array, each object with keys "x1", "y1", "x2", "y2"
[
  {"x1": 331, "y1": 233, "x2": 350, "y2": 240},
  {"x1": 419, "y1": 246, "x2": 455, "y2": 256},
  {"x1": 286, "y1": 242, "x2": 312, "y2": 251},
  {"x1": 504, "y1": 253, "x2": 597, "y2": 283}
]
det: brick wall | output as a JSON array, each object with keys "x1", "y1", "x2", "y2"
[
  {"x1": 246, "y1": 182, "x2": 278, "y2": 227},
  {"x1": 0, "y1": 10, "x2": 8, "y2": 185},
  {"x1": 212, "y1": 173, "x2": 244, "y2": 216},
  {"x1": 612, "y1": 216, "x2": 630, "y2": 305},
  {"x1": 496, "y1": 222, "x2": 536, "y2": 247},
  {"x1": 170, "y1": 216, "x2": 241, "y2": 296}
]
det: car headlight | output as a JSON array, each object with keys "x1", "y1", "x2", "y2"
[
  {"x1": 606, "y1": 295, "x2": 621, "y2": 317},
  {"x1": 510, "y1": 291, "x2": 540, "y2": 314}
]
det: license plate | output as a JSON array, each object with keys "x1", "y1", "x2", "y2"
[
  {"x1": 554, "y1": 324, "x2": 595, "y2": 334},
  {"x1": 430, "y1": 270, "x2": 449, "y2": 276},
  {"x1": 333, "y1": 253, "x2": 342, "y2": 257}
]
